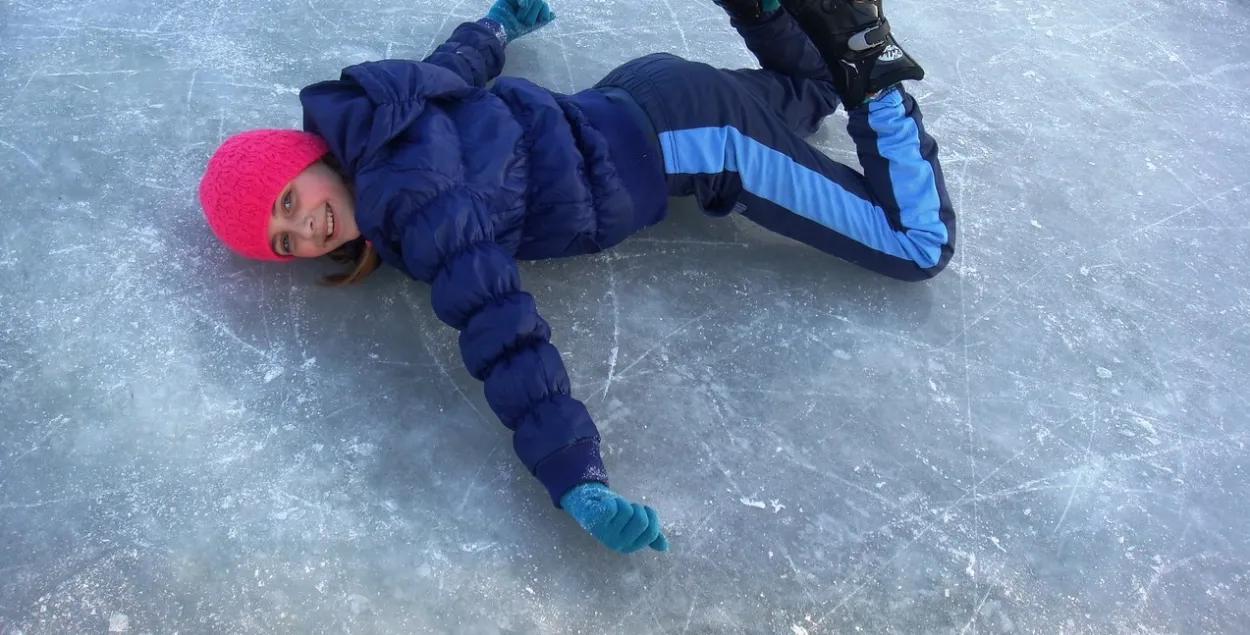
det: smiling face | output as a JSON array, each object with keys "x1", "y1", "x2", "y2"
[{"x1": 267, "y1": 161, "x2": 360, "y2": 258}]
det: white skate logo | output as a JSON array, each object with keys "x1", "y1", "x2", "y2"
[{"x1": 879, "y1": 44, "x2": 903, "y2": 62}]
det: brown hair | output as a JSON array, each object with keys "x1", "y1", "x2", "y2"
[
  {"x1": 315, "y1": 152, "x2": 382, "y2": 286},
  {"x1": 321, "y1": 240, "x2": 381, "y2": 286}
]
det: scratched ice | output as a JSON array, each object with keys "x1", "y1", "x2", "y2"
[{"x1": 2, "y1": 0, "x2": 1250, "y2": 633}]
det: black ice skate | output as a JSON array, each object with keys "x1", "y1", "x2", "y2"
[{"x1": 779, "y1": 0, "x2": 924, "y2": 106}]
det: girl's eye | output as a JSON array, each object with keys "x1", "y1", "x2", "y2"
[
  {"x1": 282, "y1": 192, "x2": 292, "y2": 212},
  {"x1": 281, "y1": 235, "x2": 292, "y2": 254}
]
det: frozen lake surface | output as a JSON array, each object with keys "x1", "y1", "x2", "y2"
[{"x1": 2, "y1": 0, "x2": 1249, "y2": 633}]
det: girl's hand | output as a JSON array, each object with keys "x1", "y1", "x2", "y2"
[
  {"x1": 561, "y1": 482, "x2": 670, "y2": 553},
  {"x1": 486, "y1": 0, "x2": 556, "y2": 42}
]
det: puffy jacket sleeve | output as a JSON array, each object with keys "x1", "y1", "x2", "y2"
[
  {"x1": 420, "y1": 20, "x2": 507, "y2": 88},
  {"x1": 382, "y1": 187, "x2": 610, "y2": 507}
]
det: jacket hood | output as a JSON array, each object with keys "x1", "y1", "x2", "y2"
[{"x1": 298, "y1": 59, "x2": 474, "y2": 176}]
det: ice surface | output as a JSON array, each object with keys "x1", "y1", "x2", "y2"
[{"x1": 3, "y1": 0, "x2": 1250, "y2": 633}]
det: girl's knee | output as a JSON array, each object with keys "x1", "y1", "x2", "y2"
[
  {"x1": 880, "y1": 246, "x2": 954, "y2": 283},
  {"x1": 903, "y1": 251, "x2": 954, "y2": 282}
]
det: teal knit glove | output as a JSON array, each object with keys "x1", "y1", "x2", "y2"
[
  {"x1": 560, "y1": 483, "x2": 670, "y2": 554},
  {"x1": 485, "y1": 0, "x2": 555, "y2": 42}
]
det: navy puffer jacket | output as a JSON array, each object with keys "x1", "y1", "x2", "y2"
[{"x1": 299, "y1": 21, "x2": 667, "y2": 506}]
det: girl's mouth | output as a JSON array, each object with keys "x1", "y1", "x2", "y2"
[{"x1": 326, "y1": 203, "x2": 336, "y2": 240}]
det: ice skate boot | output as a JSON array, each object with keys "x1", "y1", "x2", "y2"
[
  {"x1": 778, "y1": 0, "x2": 924, "y2": 105},
  {"x1": 853, "y1": 32, "x2": 924, "y2": 101}
]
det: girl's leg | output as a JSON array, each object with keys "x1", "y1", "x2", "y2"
[
  {"x1": 721, "y1": 8, "x2": 841, "y2": 137},
  {"x1": 725, "y1": 69, "x2": 838, "y2": 139},
  {"x1": 596, "y1": 50, "x2": 954, "y2": 280},
  {"x1": 634, "y1": 54, "x2": 953, "y2": 280},
  {"x1": 707, "y1": 2, "x2": 952, "y2": 278},
  {"x1": 729, "y1": 7, "x2": 832, "y2": 83},
  {"x1": 730, "y1": 86, "x2": 956, "y2": 280}
]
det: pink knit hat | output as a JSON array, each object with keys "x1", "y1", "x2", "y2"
[{"x1": 198, "y1": 129, "x2": 330, "y2": 261}]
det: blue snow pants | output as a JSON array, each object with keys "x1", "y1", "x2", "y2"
[{"x1": 594, "y1": 9, "x2": 956, "y2": 281}]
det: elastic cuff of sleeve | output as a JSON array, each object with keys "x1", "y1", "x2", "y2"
[
  {"x1": 535, "y1": 440, "x2": 609, "y2": 508},
  {"x1": 476, "y1": 18, "x2": 509, "y2": 45}
]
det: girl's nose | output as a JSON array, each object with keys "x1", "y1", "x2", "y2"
[{"x1": 298, "y1": 213, "x2": 316, "y2": 239}]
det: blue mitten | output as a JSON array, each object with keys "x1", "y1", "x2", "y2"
[
  {"x1": 561, "y1": 483, "x2": 670, "y2": 554},
  {"x1": 485, "y1": 0, "x2": 555, "y2": 42}
]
